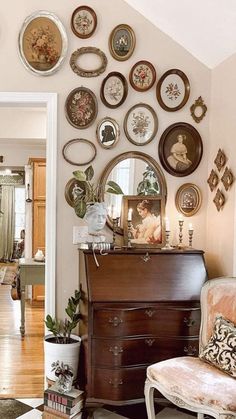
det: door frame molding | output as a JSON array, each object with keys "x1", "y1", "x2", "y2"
[{"x1": 0, "y1": 92, "x2": 57, "y2": 317}]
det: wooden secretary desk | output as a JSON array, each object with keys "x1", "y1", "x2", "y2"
[{"x1": 78, "y1": 249, "x2": 208, "y2": 405}]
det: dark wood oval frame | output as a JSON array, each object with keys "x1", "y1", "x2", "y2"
[
  {"x1": 65, "y1": 87, "x2": 98, "y2": 129},
  {"x1": 129, "y1": 60, "x2": 156, "y2": 92},
  {"x1": 70, "y1": 47, "x2": 107, "y2": 78},
  {"x1": 156, "y1": 69, "x2": 190, "y2": 112},
  {"x1": 100, "y1": 71, "x2": 128, "y2": 109},
  {"x1": 124, "y1": 103, "x2": 158, "y2": 146},
  {"x1": 71, "y1": 6, "x2": 97, "y2": 39},
  {"x1": 158, "y1": 122, "x2": 203, "y2": 177},
  {"x1": 62, "y1": 138, "x2": 97, "y2": 166}
]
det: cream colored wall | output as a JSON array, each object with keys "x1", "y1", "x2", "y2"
[
  {"x1": 1, "y1": 0, "x2": 210, "y2": 317},
  {"x1": 206, "y1": 54, "x2": 236, "y2": 278}
]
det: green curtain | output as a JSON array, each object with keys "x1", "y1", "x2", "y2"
[{"x1": 0, "y1": 186, "x2": 15, "y2": 261}]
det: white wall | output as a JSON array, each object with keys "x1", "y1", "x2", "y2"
[
  {"x1": 206, "y1": 53, "x2": 236, "y2": 278},
  {"x1": 0, "y1": 0, "x2": 210, "y2": 317}
]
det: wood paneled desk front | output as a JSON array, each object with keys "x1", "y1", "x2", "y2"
[{"x1": 19, "y1": 258, "x2": 45, "y2": 337}]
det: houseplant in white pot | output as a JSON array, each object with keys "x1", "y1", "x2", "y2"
[{"x1": 44, "y1": 289, "x2": 82, "y2": 382}]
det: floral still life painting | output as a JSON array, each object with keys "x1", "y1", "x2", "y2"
[
  {"x1": 129, "y1": 60, "x2": 156, "y2": 92},
  {"x1": 71, "y1": 6, "x2": 97, "y2": 38},
  {"x1": 100, "y1": 72, "x2": 128, "y2": 108},
  {"x1": 19, "y1": 11, "x2": 67, "y2": 75},
  {"x1": 65, "y1": 87, "x2": 98, "y2": 129},
  {"x1": 124, "y1": 103, "x2": 158, "y2": 146},
  {"x1": 156, "y1": 69, "x2": 190, "y2": 111}
]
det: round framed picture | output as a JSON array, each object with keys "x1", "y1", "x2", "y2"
[
  {"x1": 100, "y1": 72, "x2": 128, "y2": 108},
  {"x1": 156, "y1": 69, "x2": 190, "y2": 111},
  {"x1": 124, "y1": 103, "x2": 158, "y2": 146},
  {"x1": 175, "y1": 183, "x2": 202, "y2": 217},
  {"x1": 71, "y1": 6, "x2": 97, "y2": 38},
  {"x1": 158, "y1": 122, "x2": 203, "y2": 177},
  {"x1": 109, "y1": 24, "x2": 136, "y2": 61},
  {"x1": 65, "y1": 87, "x2": 98, "y2": 129},
  {"x1": 96, "y1": 117, "x2": 120, "y2": 149},
  {"x1": 129, "y1": 60, "x2": 156, "y2": 92},
  {"x1": 18, "y1": 11, "x2": 68, "y2": 76}
]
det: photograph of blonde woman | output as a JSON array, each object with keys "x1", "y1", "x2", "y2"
[{"x1": 130, "y1": 199, "x2": 162, "y2": 244}]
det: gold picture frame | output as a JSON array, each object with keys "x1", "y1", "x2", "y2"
[
  {"x1": 175, "y1": 183, "x2": 202, "y2": 217},
  {"x1": 214, "y1": 149, "x2": 226, "y2": 171},
  {"x1": 109, "y1": 24, "x2": 136, "y2": 61},
  {"x1": 70, "y1": 47, "x2": 107, "y2": 77},
  {"x1": 221, "y1": 167, "x2": 234, "y2": 191},
  {"x1": 213, "y1": 189, "x2": 225, "y2": 211},
  {"x1": 207, "y1": 169, "x2": 219, "y2": 192},
  {"x1": 190, "y1": 96, "x2": 207, "y2": 123}
]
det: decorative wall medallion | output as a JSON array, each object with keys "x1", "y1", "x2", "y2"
[
  {"x1": 124, "y1": 103, "x2": 158, "y2": 146},
  {"x1": 96, "y1": 117, "x2": 120, "y2": 149},
  {"x1": 100, "y1": 72, "x2": 128, "y2": 108},
  {"x1": 65, "y1": 87, "x2": 98, "y2": 129},
  {"x1": 129, "y1": 60, "x2": 156, "y2": 92},
  {"x1": 175, "y1": 183, "x2": 202, "y2": 217},
  {"x1": 70, "y1": 47, "x2": 107, "y2": 77},
  {"x1": 109, "y1": 24, "x2": 136, "y2": 61},
  {"x1": 62, "y1": 139, "x2": 97, "y2": 166},
  {"x1": 18, "y1": 11, "x2": 68, "y2": 76},
  {"x1": 207, "y1": 169, "x2": 219, "y2": 191},
  {"x1": 214, "y1": 148, "x2": 226, "y2": 171},
  {"x1": 190, "y1": 96, "x2": 207, "y2": 123},
  {"x1": 156, "y1": 69, "x2": 190, "y2": 111},
  {"x1": 71, "y1": 6, "x2": 97, "y2": 38},
  {"x1": 213, "y1": 189, "x2": 225, "y2": 211},
  {"x1": 221, "y1": 167, "x2": 234, "y2": 191}
]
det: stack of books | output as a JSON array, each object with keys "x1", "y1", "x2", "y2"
[{"x1": 43, "y1": 384, "x2": 84, "y2": 419}]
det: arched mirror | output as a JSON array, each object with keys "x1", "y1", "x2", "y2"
[{"x1": 98, "y1": 151, "x2": 167, "y2": 234}]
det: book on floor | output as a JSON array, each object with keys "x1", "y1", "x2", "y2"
[{"x1": 44, "y1": 404, "x2": 83, "y2": 419}]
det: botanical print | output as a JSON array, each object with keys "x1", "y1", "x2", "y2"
[
  {"x1": 132, "y1": 64, "x2": 153, "y2": 89},
  {"x1": 104, "y1": 77, "x2": 124, "y2": 104},
  {"x1": 67, "y1": 90, "x2": 96, "y2": 128},
  {"x1": 23, "y1": 17, "x2": 62, "y2": 71},
  {"x1": 165, "y1": 82, "x2": 180, "y2": 101},
  {"x1": 73, "y1": 10, "x2": 94, "y2": 36},
  {"x1": 131, "y1": 111, "x2": 150, "y2": 138}
]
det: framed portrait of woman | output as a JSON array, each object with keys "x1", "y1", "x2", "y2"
[
  {"x1": 158, "y1": 122, "x2": 203, "y2": 177},
  {"x1": 122, "y1": 195, "x2": 165, "y2": 248}
]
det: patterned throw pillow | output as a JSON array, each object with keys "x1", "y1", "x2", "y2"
[{"x1": 199, "y1": 316, "x2": 236, "y2": 378}]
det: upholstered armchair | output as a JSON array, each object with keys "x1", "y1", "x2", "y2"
[{"x1": 145, "y1": 277, "x2": 236, "y2": 419}]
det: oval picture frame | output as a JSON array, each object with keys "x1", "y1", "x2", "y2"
[
  {"x1": 175, "y1": 183, "x2": 202, "y2": 217},
  {"x1": 70, "y1": 47, "x2": 107, "y2": 78},
  {"x1": 100, "y1": 72, "x2": 128, "y2": 108},
  {"x1": 71, "y1": 6, "x2": 97, "y2": 39},
  {"x1": 156, "y1": 69, "x2": 190, "y2": 111},
  {"x1": 124, "y1": 103, "x2": 158, "y2": 146},
  {"x1": 62, "y1": 139, "x2": 97, "y2": 166},
  {"x1": 129, "y1": 60, "x2": 156, "y2": 92},
  {"x1": 96, "y1": 117, "x2": 120, "y2": 149},
  {"x1": 158, "y1": 122, "x2": 203, "y2": 177},
  {"x1": 65, "y1": 178, "x2": 85, "y2": 207},
  {"x1": 109, "y1": 24, "x2": 136, "y2": 61},
  {"x1": 65, "y1": 87, "x2": 98, "y2": 129},
  {"x1": 18, "y1": 10, "x2": 68, "y2": 76}
]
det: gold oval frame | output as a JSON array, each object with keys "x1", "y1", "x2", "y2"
[
  {"x1": 175, "y1": 183, "x2": 202, "y2": 217},
  {"x1": 109, "y1": 24, "x2": 136, "y2": 61},
  {"x1": 96, "y1": 117, "x2": 120, "y2": 149},
  {"x1": 190, "y1": 96, "x2": 207, "y2": 123},
  {"x1": 70, "y1": 47, "x2": 107, "y2": 77}
]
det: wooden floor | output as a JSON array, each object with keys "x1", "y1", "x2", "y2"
[{"x1": 0, "y1": 284, "x2": 44, "y2": 398}]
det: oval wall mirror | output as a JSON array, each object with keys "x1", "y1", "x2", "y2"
[{"x1": 98, "y1": 151, "x2": 167, "y2": 234}]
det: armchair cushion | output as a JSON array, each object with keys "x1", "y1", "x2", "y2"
[{"x1": 199, "y1": 316, "x2": 236, "y2": 378}]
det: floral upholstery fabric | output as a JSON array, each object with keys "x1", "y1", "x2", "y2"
[{"x1": 147, "y1": 356, "x2": 236, "y2": 412}]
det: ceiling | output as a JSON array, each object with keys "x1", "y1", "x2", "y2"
[{"x1": 125, "y1": 0, "x2": 236, "y2": 69}]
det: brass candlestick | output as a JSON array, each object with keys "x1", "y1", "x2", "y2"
[
  {"x1": 178, "y1": 219, "x2": 184, "y2": 248},
  {"x1": 162, "y1": 230, "x2": 173, "y2": 250},
  {"x1": 127, "y1": 220, "x2": 132, "y2": 248},
  {"x1": 112, "y1": 217, "x2": 119, "y2": 245},
  {"x1": 188, "y1": 229, "x2": 194, "y2": 248}
]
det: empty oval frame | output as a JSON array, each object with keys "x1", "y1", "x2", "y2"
[
  {"x1": 62, "y1": 139, "x2": 97, "y2": 166},
  {"x1": 70, "y1": 47, "x2": 107, "y2": 77}
]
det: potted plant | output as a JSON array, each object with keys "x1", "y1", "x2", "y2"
[
  {"x1": 44, "y1": 289, "x2": 82, "y2": 382},
  {"x1": 72, "y1": 165, "x2": 123, "y2": 218}
]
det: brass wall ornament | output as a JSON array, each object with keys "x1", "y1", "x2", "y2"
[
  {"x1": 190, "y1": 96, "x2": 207, "y2": 123},
  {"x1": 214, "y1": 148, "x2": 226, "y2": 171},
  {"x1": 213, "y1": 189, "x2": 225, "y2": 211},
  {"x1": 207, "y1": 169, "x2": 219, "y2": 191},
  {"x1": 70, "y1": 47, "x2": 107, "y2": 77},
  {"x1": 221, "y1": 167, "x2": 234, "y2": 191}
]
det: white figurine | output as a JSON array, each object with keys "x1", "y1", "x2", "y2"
[{"x1": 84, "y1": 202, "x2": 108, "y2": 236}]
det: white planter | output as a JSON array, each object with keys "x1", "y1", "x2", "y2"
[{"x1": 44, "y1": 334, "x2": 81, "y2": 381}]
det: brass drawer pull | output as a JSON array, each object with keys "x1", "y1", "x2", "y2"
[
  {"x1": 141, "y1": 252, "x2": 151, "y2": 263},
  {"x1": 145, "y1": 309, "x2": 156, "y2": 317},
  {"x1": 109, "y1": 345, "x2": 123, "y2": 356},
  {"x1": 108, "y1": 316, "x2": 123, "y2": 327},
  {"x1": 108, "y1": 378, "x2": 123, "y2": 388},
  {"x1": 183, "y1": 317, "x2": 196, "y2": 327},
  {"x1": 145, "y1": 339, "x2": 155, "y2": 347},
  {"x1": 184, "y1": 345, "x2": 197, "y2": 356}
]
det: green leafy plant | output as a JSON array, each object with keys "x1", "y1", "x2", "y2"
[
  {"x1": 45, "y1": 289, "x2": 82, "y2": 344},
  {"x1": 137, "y1": 165, "x2": 159, "y2": 195},
  {"x1": 72, "y1": 165, "x2": 123, "y2": 218}
]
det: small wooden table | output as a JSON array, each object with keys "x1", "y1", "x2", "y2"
[{"x1": 19, "y1": 258, "x2": 45, "y2": 337}]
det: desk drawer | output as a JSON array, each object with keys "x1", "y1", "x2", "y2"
[{"x1": 93, "y1": 306, "x2": 200, "y2": 337}]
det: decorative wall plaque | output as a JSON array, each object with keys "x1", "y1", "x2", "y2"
[
  {"x1": 207, "y1": 169, "x2": 219, "y2": 191},
  {"x1": 190, "y1": 96, "x2": 207, "y2": 123},
  {"x1": 214, "y1": 149, "x2": 226, "y2": 171},
  {"x1": 70, "y1": 47, "x2": 107, "y2": 77},
  {"x1": 221, "y1": 167, "x2": 234, "y2": 191},
  {"x1": 213, "y1": 189, "x2": 225, "y2": 211}
]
